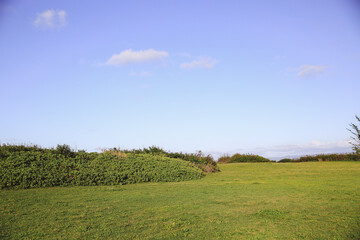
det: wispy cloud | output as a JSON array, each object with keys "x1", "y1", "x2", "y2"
[
  {"x1": 260, "y1": 140, "x2": 351, "y2": 156},
  {"x1": 57, "y1": 10, "x2": 66, "y2": 26},
  {"x1": 294, "y1": 65, "x2": 328, "y2": 78},
  {"x1": 180, "y1": 56, "x2": 218, "y2": 69},
  {"x1": 34, "y1": 10, "x2": 67, "y2": 28},
  {"x1": 106, "y1": 49, "x2": 168, "y2": 66},
  {"x1": 129, "y1": 71, "x2": 151, "y2": 77},
  {"x1": 213, "y1": 140, "x2": 352, "y2": 160}
]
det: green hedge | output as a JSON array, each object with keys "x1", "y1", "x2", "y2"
[
  {"x1": 108, "y1": 146, "x2": 219, "y2": 173},
  {"x1": 278, "y1": 158, "x2": 293, "y2": 163},
  {"x1": 218, "y1": 153, "x2": 270, "y2": 163},
  {"x1": 0, "y1": 145, "x2": 204, "y2": 189}
]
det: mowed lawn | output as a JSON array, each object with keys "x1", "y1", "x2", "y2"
[{"x1": 1, "y1": 162, "x2": 360, "y2": 239}]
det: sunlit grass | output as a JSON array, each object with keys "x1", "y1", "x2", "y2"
[{"x1": 1, "y1": 162, "x2": 360, "y2": 239}]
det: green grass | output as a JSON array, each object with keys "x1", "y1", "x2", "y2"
[{"x1": 1, "y1": 162, "x2": 360, "y2": 239}]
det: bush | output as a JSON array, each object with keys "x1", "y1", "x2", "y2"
[
  {"x1": 278, "y1": 158, "x2": 293, "y2": 163},
  {"x1": 0, "y1": 145, "x2": 205, "y2": 189},
  {"x1": 108, "y1": 147, "x2": 219, "y2": 173},
  {"x1": 55, "y1": 144, "x2": 74, "y2": 158},
  {"x1": 218, "y1": 153, "x2": 270, "y2": 163},
  {"x1": 217, "y1": 155, "x2": 231, "y2": 163},
  {"x1": 230, "y1": 154, "x2": 270, "y2": 163}
]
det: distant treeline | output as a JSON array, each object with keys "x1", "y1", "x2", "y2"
[
  {"x1": 0, "y1": 144, "x2": 218, "y2": 189},
  {"x1": 278, "y1": 153, "x2": 360, "y2": 163},
  {"x1": 218, "y1": 152, "x2": 360, "y2": 163}
]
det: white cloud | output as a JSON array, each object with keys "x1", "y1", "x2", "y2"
[
  {"x1": 34, "y1": 10, "x2": 67, "y2": 28},
  {"x1": 215, "y1": 140, "x2": 352, "y2": 160},
  {"x1": 57, "y1": 10, "x2": 67, "y2": 26},
  {"x1": 295, "y1": 65, "x2": 328, "y2": 78},
  {"x1": 268, "y1": 140, "x2": 351, "y2": 154},
  {"x1": 106, "y1": 49, "x2": 169, "y2": 66},
  {"x1": 180, "y1": 56, "x2": 218, "y2": 69},
  {"x1": 129, "y1": 71, "x2": 151, "y2": 77}
]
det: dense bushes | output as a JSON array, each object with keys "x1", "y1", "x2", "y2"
[
  {"x1": 218, "y1": 153, "x2": 271, "y2": 163},
  {"x1": 278, "y1": 158, "x2": 292, "y2": 163},
  {"x1": 217, "y1": 155, "x2": 231, "y2": 163},
  {"x1": 107, "y1": 146, "x2": 219, "y2": 173},
  {"x1": 278, "y1": 153, "x2": 360, "y2": 163},
  {"x1": 0, "y1": 144, "x2": 205, "y2": 189}
]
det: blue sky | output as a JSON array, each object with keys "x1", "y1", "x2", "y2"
[{"x1": 1, "y1": 0, "x2": 360, "y2": 159}]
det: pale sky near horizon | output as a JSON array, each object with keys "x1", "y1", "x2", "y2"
[{"x1": 1, "y1": 0, "x2": 360, "y2": 159}]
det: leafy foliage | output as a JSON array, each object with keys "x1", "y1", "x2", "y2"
[
  {"x1": 278, "y1": 153, "x2": 360, "y2": 162},
  {"x1": 278, "y1": 158, "x2": 293, "y2": 163},
  {"x1": 217, "y1": 155, "x2": 231, "y2": 163},
  {"x1": 0, "y1": 144, "x2": 204, "y2": 189},
  {"x1": 348, "y1": 115, "x2": 360, "y2": 154},
  {"x1": 296, "y1": 153, "x2": 360, "y2": 162},
  {"x1": 106, "y1": 146, "x2": 219, "y2": 173},
  {"x1": 55, "y1": 144, "x2": 75, "y2": 158},
  {"x1": 218, "y1": 153, "x2": 271, "y2": 163}
]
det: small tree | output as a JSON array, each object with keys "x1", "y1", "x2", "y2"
[
  {"x1": 348, "y1": 115, "x2": 360, "y2": 154},
  {"x1": 56, "y1": 144, "x2": 74, "y2": 157}
]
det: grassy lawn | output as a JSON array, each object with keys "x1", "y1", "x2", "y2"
[{"x1": 1, "y1": 162, "x2": 359, "y2": 239}]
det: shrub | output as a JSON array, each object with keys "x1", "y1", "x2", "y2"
[
  {"x1": 278, "y1": 158, "x2": 293, "y2": 163},
  {"x1": 230, "y1": 154, "x2": 270, "y2": 163},
  {"x1": 0, "y1": 145, "x2": 205, "y2": 189},
  {"x1": 56, "y1": 144, "x2": 75, "y2": 158},
  {"x1": 218, "y1": 153, "x2": 270, "y2": 163},
  {"x1": 112, "y1": 147, "x2": 219, "y2": 173},
  {"x1": 217, "y1": 155, "x2": 231, "y2": 163}
]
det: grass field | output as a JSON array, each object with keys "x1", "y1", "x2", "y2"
[{"x1": 1, "y1": 162, "x2": 360, "y2": 239}]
